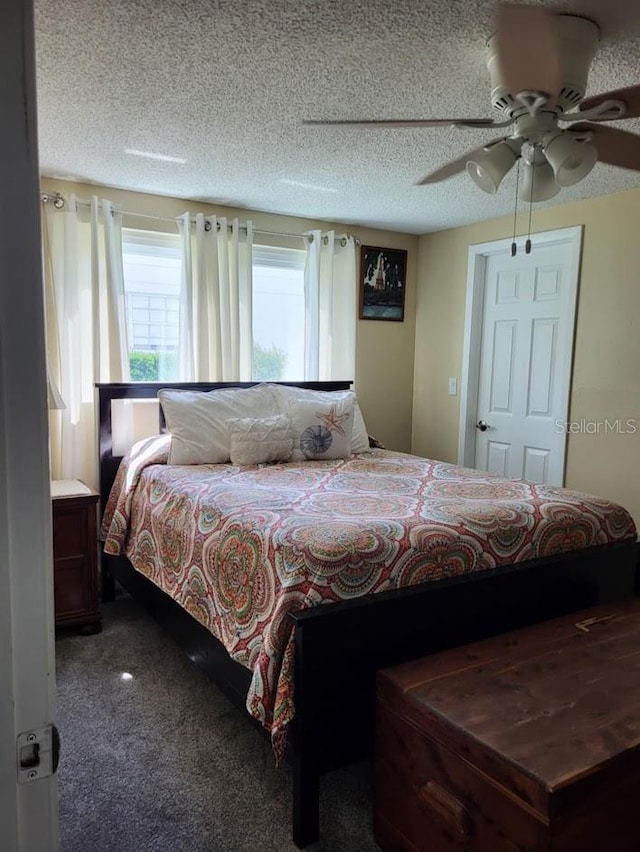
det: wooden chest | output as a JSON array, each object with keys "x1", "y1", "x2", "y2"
[{"x1": 375, "y1": 598, "x2": 640, "y2": 852}]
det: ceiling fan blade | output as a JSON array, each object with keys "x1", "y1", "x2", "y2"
[
  {"x1": 496, "y1": 4, "x2": 562, "y2": 101},
  {"x1": 579, "y1": 85, "x2": 640, "y2": 120},
  {"x1": 572, "y1": 122, "x2": 640, "y2": 171},
  {"x1": 416, "y1": 138, "x2": 506, "y2": 185},
  {"x1": 303, "y1": 118, "x2": 496, "y2": 129}
]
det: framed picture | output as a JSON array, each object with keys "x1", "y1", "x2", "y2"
[{"x1": 359, "y1": 245, "x2": 407, "y2": 321}]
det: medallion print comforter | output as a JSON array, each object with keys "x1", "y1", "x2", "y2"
[{"x1": 101, "y1": 436, "x2": 636, "y2": 758}]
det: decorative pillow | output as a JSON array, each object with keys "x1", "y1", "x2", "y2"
[
  {"x1": 158, "y1": 384, "x2": 279, "y2": 464},
  {"x1": 226, "y1": 415, "x2": 293, "y2": 466},
  {"x1": 268, "y1": 385, "x2": 369, "y2": 454},
  {"x1": 288, "y1": 396, "x2": 354, "y2": 461}
]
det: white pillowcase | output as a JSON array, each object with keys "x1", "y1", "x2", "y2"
[
  {"x1": 158, "y1": 384, "x2": 279, "y2": 464},
  {"x1": 226, "y1": 415, "x2": 293, "y2": 466},
  {"x1": 288, "y1": 396, "x2": 354, "y2": 461},
  {"x1": 268, "y1": 385, "x2": 369, "y2": 454}
]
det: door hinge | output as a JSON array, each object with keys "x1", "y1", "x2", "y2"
[{"x1": 17, "y1": 724, "x2": 60, "y2": 784}]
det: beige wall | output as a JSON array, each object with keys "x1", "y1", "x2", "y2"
[
  {"x1": 412, "y1": 186, "x2": 640, "y2": 526},
  {"x1": 41, "y1": 177, "x2": 418, "y2": 452}
]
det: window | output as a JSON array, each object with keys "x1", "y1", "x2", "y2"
[
  {"x1": 122, "y1": 233, "x2": 306, "y2": 382},
  {"x1": 122, "y1": 229, "x2": 181, "y2": 381},
  {"x1": 252, "y1": 246, "x2": 305, "y2": 381}
]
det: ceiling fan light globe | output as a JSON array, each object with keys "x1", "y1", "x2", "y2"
[
  {"x1": 466, "y1": 162, "x2": 499, "y2": 194},
  {"x1": 466, "y1": 141, "x2": 517, "y2": 194},
  {"x1": 544, "y1": 133, "x2": 598, "y2": 187},
  {"x1": 522, "y1": 161, "x2": 561, "y2": 202}
]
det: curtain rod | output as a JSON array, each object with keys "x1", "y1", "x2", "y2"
[{"x1": 40, "y1": 192, "x2": 361, "y2": 245}]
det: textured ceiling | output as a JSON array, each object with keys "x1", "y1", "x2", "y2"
[{"x1": 35, "y1": 0, "x2": 640, "y2": 234}]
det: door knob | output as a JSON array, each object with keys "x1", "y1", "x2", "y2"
[{"x1": 476, "y1": 420, "x2": 490, "y2": 432}]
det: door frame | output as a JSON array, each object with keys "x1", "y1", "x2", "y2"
[
  {"x1": 457, "y1": 226, "x2": 583, "y2": 478},
  {"x1": 0, "y1": 0, "x2": 59, "y2": 848}
]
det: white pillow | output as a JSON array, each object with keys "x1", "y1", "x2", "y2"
[
  {"x1": 226, "y1": 415, "x2": 293, "y2": 466},
  {"x1": 158, "y1": 384, "x2": 279, "y2": 464},
  {"x1": 268, "y1": 385, "x2": 369, "y2": 454},
  {"x1": 288, "y1": 396, "x2": 354, "y2": 461}
]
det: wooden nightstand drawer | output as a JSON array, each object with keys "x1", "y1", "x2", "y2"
[
  {"x1": 53, "y1": 508, "x2": 87, "y2": 560},
  {"x1": 51, "y1": 482, "x2": 101, "y2": 633},
  {"x1": 54, "y1": 560, "x2": 93, "y2": 619}
]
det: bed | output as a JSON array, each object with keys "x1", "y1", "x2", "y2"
[{"x1": 97, "y1": 380, "x2": 639, "y2": 848}]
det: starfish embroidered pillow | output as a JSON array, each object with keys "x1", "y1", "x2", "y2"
[
  {"x1": 288, "y1": 396, "x2": 355, "y2": 461},
  {"x1": 267, "y1": 384, "x2": 370, "y2": 454}
]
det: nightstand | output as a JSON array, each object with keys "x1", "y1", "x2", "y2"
[{"x1": 51, "y1": 480, "x2": 102, "y2": 634}]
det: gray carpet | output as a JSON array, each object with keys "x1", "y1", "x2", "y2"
[{"x1": 56, "y1": 595, "x2": 380, "y2": 851}]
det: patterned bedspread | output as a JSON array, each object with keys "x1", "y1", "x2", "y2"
[{"x1": 101, "y1": 437, "x2": 636, "y2": 758}]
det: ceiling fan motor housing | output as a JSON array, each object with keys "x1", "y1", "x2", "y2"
[{"x1": 486, "y1": 14, "x2": 600, "y2": 117}]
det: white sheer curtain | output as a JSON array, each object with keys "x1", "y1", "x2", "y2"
[
  {"x1": 178, "y1": 213, "x2": 254, "y2": 381},
  {"x1": 42, "y1": 195, "x2": 130, "y2": 488},
  {"x1": 303, "y1": 229, "x2": 357, "y2": 381}
]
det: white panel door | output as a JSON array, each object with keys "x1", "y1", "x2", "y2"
[{"x1": 473, "y1": 239, "x2": 579, "y2": 485}]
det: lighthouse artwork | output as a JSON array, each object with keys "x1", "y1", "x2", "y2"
[{"x1": 359, "y1": 245, "x2": 407, "y2": 321}]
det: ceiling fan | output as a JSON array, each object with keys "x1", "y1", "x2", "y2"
[{"x1": 304, "y1": 4, "x2": 640, "y2": 201}]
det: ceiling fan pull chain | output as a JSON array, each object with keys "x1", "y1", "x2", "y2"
[
  {"x1": 511, "y1": 158, "x2": 521, "y2": 257},
  {"x1": 526, "y1": 152, "x2": 535, "y2": 254}
]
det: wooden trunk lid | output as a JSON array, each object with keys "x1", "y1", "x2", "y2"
[{"x1": 378, "y1": 598, "x2": 640, "y2": 821}]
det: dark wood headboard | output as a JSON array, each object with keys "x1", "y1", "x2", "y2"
[{"x1": 96, "y1": 381, "x2": 352, "y2": 517}]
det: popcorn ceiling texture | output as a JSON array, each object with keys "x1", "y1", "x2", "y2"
[{"x1": 35, "y1": 0, "x2": 640, "y2": 234}]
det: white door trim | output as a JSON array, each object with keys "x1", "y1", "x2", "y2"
[
  {"x1": 0, "y1": 0, "x2": 59, "y2": 849},
  {"x1": 457, "y1": 226, "x2": 583, "y2": 480}
]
